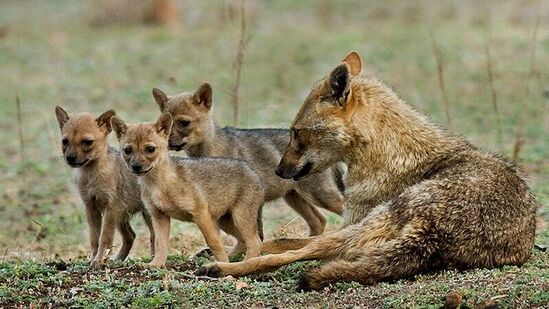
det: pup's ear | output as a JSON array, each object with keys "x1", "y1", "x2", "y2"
[
  {"x1": 328, "y1": 63, "x2": 351, "y2": 107},
  {"x1": 341, "y1": 51, "x2": 363, "y2": 76},
  {"x1": 193, "y1": 82, "x2": 212, "y2": 109},
  {"x1": 55, "y1": 106, "x2": 70, "y2": 130},
  {"x1": 96, "y1": 110, "x2": 116, "y2": 133},
  {"x1": 155, "y1": 113, "x2": 173, "y2": 138},
  {"x1": 152, "y1": 88, "x2": 169, "y2": 112},
  {"x1": 110, "y1": 116, "x2": 127, "y2": 140}
]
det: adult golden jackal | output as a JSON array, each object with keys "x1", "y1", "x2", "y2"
[{"x1": 196, "y1": 51, "x2": 538, "y2": 291}]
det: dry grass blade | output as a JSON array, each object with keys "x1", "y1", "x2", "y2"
[
  {"x1": 429, "y1": 32, "x2": 453, "y2": 131},
  {"x1": 512, "y1": 3, "x2": 541, "y2": 161},
  {"x1": 484, "y1": 45, "x2": 502, "y2": 151},
  {"x1": 231, "y1": 0, "x2": 249, "y2": 126},
  {"x1": 16, "y1": 94, "x2": 28, "y2": 199}
]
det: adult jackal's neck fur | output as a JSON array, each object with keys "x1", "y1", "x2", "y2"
[{"x1": 345, "y1": 76, "x2": 461, "y2": 185}]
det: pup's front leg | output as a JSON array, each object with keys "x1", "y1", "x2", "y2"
[
  {"x1": 195, "y1": 213, "x2": 229, "y2": 262},
  {"x1": 148, "y1": 207, "x2": 171, "y2": 268},
  {"x1": 84, "y1": 198, "x2": 102, "y2": 262},
  {"x1": 90, "y1": 207, "x2": 117, "y2": 268}
]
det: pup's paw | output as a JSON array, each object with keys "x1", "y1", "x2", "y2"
[
  {"x1": 89, "y1": 259, "x2": 103, "y2": 270},
  {"x1": 194, "y1": 263, "x2": 222, "y2": 277},
  {"x1": 194, "y1": 248, "x2": 213, "y2": 259},
  {"x1": 147, "y1": 261, "x2": 166, "y2": 269}
]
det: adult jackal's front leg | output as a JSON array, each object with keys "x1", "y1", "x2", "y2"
[{"x1": 196, "y1": 227, "x2": 352, "y2": 277}]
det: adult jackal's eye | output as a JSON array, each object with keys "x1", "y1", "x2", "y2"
[
  {"x1": 291, "y1": 128, "x2": 305, "y2": 151},
  {"x1": 124, "y1": 146, "x2": 132, "y2": 155},
  {"x1": 62, "y1": 138, "x2": 68, "y2": 146},
  {"x1": 82, "y1": 139, "x2": 94, "y2": 146},
  {"x1": 178, "y1": 120, "x2": 190, "y2": 128},
  {"x1": 146, "y1": 146, "x2": 156, "y2": 154},
  {"x1": 291, "y1": 128, "x2": 300, "y2": 140}
]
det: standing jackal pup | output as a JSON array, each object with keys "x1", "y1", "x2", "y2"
[
  {"x1": 54, "y1": 107, "x2": 155, "y2": 267},
  {"x1": 111, "y1": 113, "x2": 264, "y2": 267},
  {"x1": 151, "y1": 83, "x2": 345, "y2": 237}
]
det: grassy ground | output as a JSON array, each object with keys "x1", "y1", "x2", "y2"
[{"x1": 0, "y1": 0, "x2": 547, "y2": 307}]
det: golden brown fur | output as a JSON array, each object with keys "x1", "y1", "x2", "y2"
[
  {"x1": 151, "y1": 84, "x2": 345, "y2": 236},
  {"x1": 196, "y1": 52, "x2": 538, "y2": 291},
  {"x1": 111, "y1": 113, "x2": 264, "y2": 267},
  {"x1": 54, "y1": 107, "x2": 155, "y2": 268}
]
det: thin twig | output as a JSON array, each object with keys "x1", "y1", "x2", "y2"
[
  {"x1": 484, "y1": 45, "x2": 502, "y2": 150},
  {"x1": 2, "y1": 247, "x2": 8, "y2": 262},
  {"x1": 430, "y1": 32, "x2": 453, "y2": 131},
  {"x1": 177, "y1": 272, "x2": 221, "y2": 281},
  {"x1": 529, "y1": 1, "x2": 541, "y2": 81},
  {"x1": 512, "y1": 4, "x2": 541, "y2": 161},
  {"x1": 24, "y1": 219, "x2": 43, "y2": 258},
  {"x1": 16, "y1": 94, "x2": 28, "y2": 199},
  {"x1": 231, "y1": 0, "x2": 248, "y2": 126}
]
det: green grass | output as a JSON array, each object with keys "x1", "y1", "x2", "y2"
[
  {"x1": 0, "y1": 0, "x2": 547, "y2": 307},
  {"x1": 1, "y1": 252, "x2": 547, "y2": 308}
]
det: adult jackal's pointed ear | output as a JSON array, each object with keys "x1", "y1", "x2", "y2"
[
  {"x1": 152, "y1": 88, "x2": 169, "y2": 112},
  {"x1": 110, "y1": 116, "x2": 127, "y2": 140},
  {"x1": 193, "y1": 82, "x2": 213, "y2": 110},
  {"x1": 155, "y1": 113, "x2": 173, "y2": 138},
  {"x1": 96, "y1": 110, "x2": 116, "y2": 133},
  {"x1": 328, "y1": 63, "x2": 351, "y2": 107},
  {"x1": 55, "y1": 106, "x2": 70, "y2": 130},
  {"x1": 341, "y1": 51, "x2": 363, "y2": 76}
]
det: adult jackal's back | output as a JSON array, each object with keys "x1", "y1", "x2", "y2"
[{"x1": 197, "y1": 51, "x2": 538, "y2": 291}]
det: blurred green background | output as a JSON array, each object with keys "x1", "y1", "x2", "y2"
[{"x1": 0, "y1": 0, "x2": 547, "y2": 260}]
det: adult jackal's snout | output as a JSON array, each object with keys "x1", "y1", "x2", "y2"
[
  {"x1": 275, "y1": 128, "x2": 314, "y2": 181},
  {"x1": 275, "y1": 51, "x2": 364, "y2": 182}
]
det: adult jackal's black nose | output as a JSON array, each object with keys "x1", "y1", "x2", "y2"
[{"x1": 275, "y1": 165, "x2": 293, "y2": 179}]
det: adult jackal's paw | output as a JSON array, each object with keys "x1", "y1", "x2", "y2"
[
  {"x1": 296, "y1": 272, "x2": 327, "y2": 292},
  {"x1": 296, "y1": 273, "x2": 313, "y2": 292},
  {"x1": 195, "y1": 263, "x2": 222, "y2": 277}
]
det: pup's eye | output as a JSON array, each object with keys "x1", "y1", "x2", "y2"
[
  {"x1": 124, "y1": 146, "x2": 132, "y2": 155},
  {"x1": 146, "y1": 146, "x2": 156, "y2": 154},
  {"x1": 179, "y1": 120, "x2": 190, "y2": 128},
  {"x1": 62, "y1": 138, "x2": 68, "y2": 146},
  {"x1": 82, "y1": 139, "x2": 93, "y2": 146}
]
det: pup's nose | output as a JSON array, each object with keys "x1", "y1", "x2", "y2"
[
  {"x1": 66, "y1": 155, "x2": 76, "y2": 164},
  {"x1": 132, "y1": 165, "x2": 142, "y2": 172}
]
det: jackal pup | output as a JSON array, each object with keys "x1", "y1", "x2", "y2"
[
  {"x1": 55, "y1": 107, "x2": 155, "y2": 267},
  {"x1": 151, "y1": 84, "x2": 345, "y2": 237},
  {"x1": 111, "y1": 113, "x2": 264, "y2": 267}
]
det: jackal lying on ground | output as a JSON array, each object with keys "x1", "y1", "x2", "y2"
[
  {"x1": 196, "y1": 51, "x2": 538, "y2": 291},
  {"x1": 111, "y1": 113, "x2": 264, "y2": 267},
  {"x1": 55, "y1": 107, "x2": 155, "y2": 267},
  {"x1": 151, "y1": 83, "x2": 345, "y2": 237}
]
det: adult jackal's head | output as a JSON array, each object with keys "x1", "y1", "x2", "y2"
[{"x1": 276, "y1": 52, "x2": 363, "y2": 181}]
